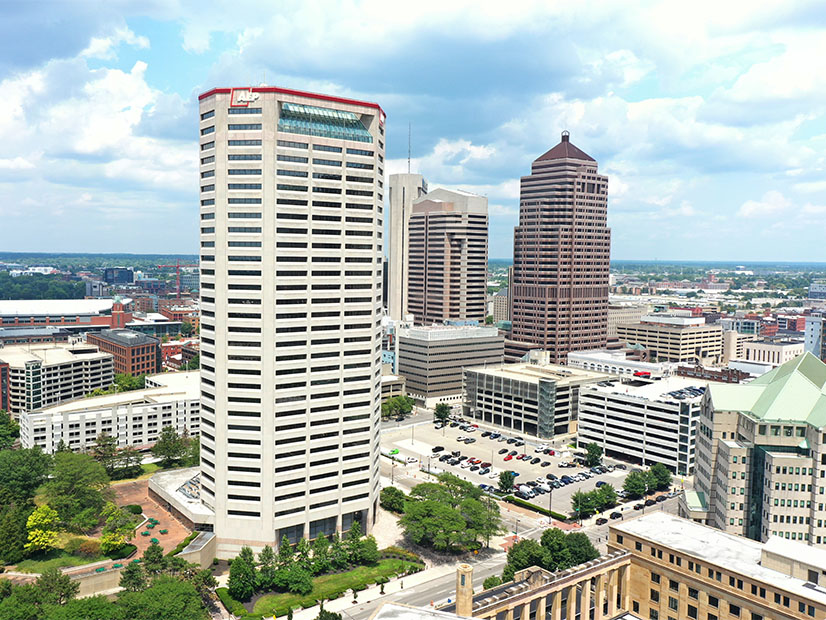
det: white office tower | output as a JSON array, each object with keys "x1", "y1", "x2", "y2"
[
  {"x1": 198, "y1": 87, "x2": 385, "y2": 556},
  {"x1": 387, "y1": 173, "x2": 428, "y2": 320}
]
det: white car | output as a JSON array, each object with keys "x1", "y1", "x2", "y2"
[
  {"x1": 461, "y1": 461, "x2": 473, "y2": 469},
  {"x1": 457, "y1": 436, "x2": 466, "y2": 442},
  {"x1": 466, "y1": 426, "x2": 477, "y2": 433},
  {"x1": 534, "y1": 445, "x2": 548, "y2": 453},
  {"x1": 405, "y1": 457, "x2": 417, "y2": 464},
  {"x1": 488, "y1": 470, "x2": 499, "y2": 479}
]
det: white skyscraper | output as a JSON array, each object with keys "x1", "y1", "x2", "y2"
[
  {"x1": 198, "y1": 86, "x2": 384, "y2": 556},
  {"x1": 387, "y1": 173, "x2": 427, "y2": 320}
]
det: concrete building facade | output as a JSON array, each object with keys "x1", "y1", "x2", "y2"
[
  {"x1": 682, "y1": 353, "x2": 826, "y2": 547},
  {"x1": 0, "y1": 343, "x2": 113, "y2": 416},
  {"x1": 805, "y1": 314, "x2": 825, "y2": 361},
  {"x1": 607, "y1": 304, "x2": 647, "y2": 338},
  {"x1": 616, "y1": 316, "x2": 723, "y2": 364},
  {"x1": 742, "y1": 339, "x2": 804, "y2": 367},
  {"x1": 387, "y1": 173, "x2": 428, "y2": 321},
  {"x1": 397, "y1": 325, "x2": 503, "y2": 407},
  {"x1": 198, "y1": 86, "x2": 383, "y2": 555},
  {"x1": 463, "y1": 357, "x2": 605, "y2": 439},
  {"x1": 578, "y1": 376, "x2": 704, "y2": 475},
  {"x1": 493, "y1": 288, "x2": 510, "y2": 323},
  {"x1": 508, "y1": 132, "x2": 611, "y2": 363},
  {"x1": 407, "y1": 188, "x2": 488, "y2": 325},
  {"x1": 20, "y1": 371, "x2": 199, "y2": 454}
]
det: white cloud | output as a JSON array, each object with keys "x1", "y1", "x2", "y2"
[
  {"x1": 737, "y1": 190, "x2": 792, "y2": 218},
  {"x1": 80, "y1": 27, "x2": 149, "y2": 60}
]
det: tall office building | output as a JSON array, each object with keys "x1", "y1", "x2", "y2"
[
  {"x1": 198, "y1": 86, "x2": 384, "y2": 555},
  {"x1": 508, "y1": 131, "x2": 610, "y2": 363},
  {"x1": 407, "y1": 188, "x2": 488, "y2": 325},
  {"x1": 387, "y1": 174, "x2": 428, "y2": 320}
]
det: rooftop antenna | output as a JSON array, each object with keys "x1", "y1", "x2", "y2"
[{"x1": 408, "y1": 122, "x2": 411, "y2": 174}]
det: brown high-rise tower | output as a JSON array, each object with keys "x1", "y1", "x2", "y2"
[{"x1": 507, "y1": 131, "x2": 610, "y2": 363}]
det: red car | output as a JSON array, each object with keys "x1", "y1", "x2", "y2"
[
  {"x1": 519, "y1": 454, "x2": 528, "y2": 460},
  {"x1": 504, "y1": 455, "x2": 513, "y2": 461},
  {"x1": 481, "y1": 461, "x2": 491, "y2": 468}
]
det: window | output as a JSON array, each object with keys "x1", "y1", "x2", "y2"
[
  {"x1": 636, "y1": 542, "x2": 643, "y2": 551},
  {"x1": 668, "y1": 597, "x2": 678, "y2": 612},
  {"x1": 228, "y1": 123, "x2": 262, "y2": 130},
  {"x1": 729, "y1": 604, "x2": 740, "y2": 617},
  {"x1": 688, "y1": 588, "x2": 698, "y2": 600},
  {"x1": 708, "y1": 596, "x2": 718, "y2": 609},
  {"x1": 650, "y1": 589, "x2": 660, "y2": 603},
  {"x1": 669, "y1": 579, "x2": 679, "y2": 592},
  {"x1": 687, "y1": 606, "x2": 697, "y2": 620},
  {"x1": 651, "y1": 572, "x2": 661, "y2": 584},
  {"x1": 650, "y1": 611, "x2": 658, "y2": 620},
  {"x1": 228, "y1": 107, "x2": 261, "y2": 114}
]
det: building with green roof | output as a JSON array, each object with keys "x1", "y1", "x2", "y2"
[{"x1": 680, "y1": 352, "x2": 826, "y2": 547}]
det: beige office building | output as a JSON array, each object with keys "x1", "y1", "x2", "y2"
[
  {"x1": 463, "y1": 357, "x2": 606, "y2": 438},
  {"x1": 493, "y1": 288, "x2": 511, "y2": 323},
  {"x1": 0, "y1": 342, "x2": 113, "y2": 416},
  {"x1": 397, "y1": 325, "x2": 503, "y2": 407},
  {"x1": 616, "y1": 315, "x2": 722, "y2": 364},
  {"x1": 387, "y1": 174, "x2": 428, "y2": 320},
  {"x1": 198, "y1": 86, "x2": 383, "y2": 556},
  {"x1": 20, "y1": 371, "x2": 199, "y2": 454},
  {"x1": 407, "y1": 188, "x2": 488, "y2": 325},
  {"x1": 682, "y1": 353, "x2": 826, "y2": 547},
  {"x1": 723, "y1": 330, "x2": 759, "y2": 364},
  {"x1": 607, "y1": 304, "x2": 647, "y2": 337},
  {"x1": 742, "y1": 339, "x2": 804, "y2": 367}
]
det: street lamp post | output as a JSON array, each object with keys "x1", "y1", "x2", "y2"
[{"x1": 515, "y1": 518, "x2": 521, "y2": 540}]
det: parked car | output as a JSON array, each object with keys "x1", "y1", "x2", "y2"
[
  {"x1": 490, "y1": 432, "x2": 501, "y2": 439},
  {"x1": 481, "y1": 462, "x2": 491, "y2": 468},
  {"x1": 507, "y1": 438, "x2": 517, "y2": 444},
  {"x1": 434, "y1": 423, "x2": 443, "y2": 430},
  {"x1": 509, "y1": 450, "x2": 518, "y2": 456},
  {"x1": 541, "y1": 461, "x2": 551, "y2": 467},
  {"x1": 525, "y1": 480, "x2": 537, "y2": 487},
  {"x1": 498, "y1": 436, "x2": 508, "y2": 442},
  {"x1": 498, "y1": 448, "x2": 509, "y2": 455},
  {"x1": 645, "y1": 499, "x2": 656, "y2": 507},
  {"x1": 457, "y1": 436, "x2": 466, "y2": 442},
  {"x1": 546, "y1": 473, "x2": 558, "y2": 480},
  {"x1": 595, "y1": 518, "x2": 608, "y2": 525},
  {"x1": 504, "y1": 455, "x2": 513, "y2": 461},
  {"x1": 514, "y1": 439, "x2": 525, "y2": 447},
  {"x1": 449, "y1": 422, "x2": 459, "y2": 427},
  {"x1": 432, "y1": 446, "x2": 444, "y2": 453},
  {"x1": 481, "y1": 431, "x2": 491, "y2": 437},
  {"x1": 470, "y1": 465, "x2": 480, "y2": 472},
  {"x1": 449, "y1": 458, "x2": 460, "y2": 466},
  {"x1": 514, "y1": 490, "x2": 530, "y2": 500},
  {"x1": 457, "y1": 455, "x2": 468, "y2": 461},
  {"x1": 633, "y1": 503, "x2": 644, "y2": 510},
  {"x1": 465, "y1": 438, "x2": 476, "y2": 444},
  {"x1": 656, "y1": 495, "x2": 667, "y2": 503},
  {"x1": 466, "y1": 427, "x2": 476, "y2": 433},
  {"x1": 451, "y1": 450, "x2": 461, "y2": 457},
  {"x1": 531, "y1": 457, "x2": 541, "y2": 465},
  {"x1": 479, "y1": 467, "x2": 490, "y2": 475},
  {"x1": 535, "y1": 445, "x2": 548, "y2": 453},
  {"x1": 595, "y1": 480, "x2": 606, "y2": 487},
  {"x1": 519, "y1": 453, "x2": 528, "y2": 460},
  {"x1": 610, "y1": 511, "x2": 622, "y2": 519},
  {"x1": 405, "y1": 457, "x2": 417, "y2": 463},
  {"x1": 615, "y1": 463, "x2": 627, "y2": 470},
  {"x1": 461, "y1": 461, "x2": 472, "y2": 469}
]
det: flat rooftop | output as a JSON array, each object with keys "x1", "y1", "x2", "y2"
[
  {"x1": 31, "y1": 371, "x2": 199, "y2": 415},
  {"x1": 89, "y1": 329, "x2": 159, "y2": 346},
  {"x1": 0, "y1": 343, "x2": 110, "y2": 367},
  {"x1": 584, "y1": 375, "x2": 707, "y2": 403},
  {"x1": 465, "y1": 362, "x2": 607, "y2": 386},
  {"x1": 150, "y1": 467, "x2": 215, "y2": 520},
  {"x1": 398, "y1": 325, "x2": 500, "y2": 341},
  {"x1": 373, "y1": 602, "x2": 472, "y2": 620},
  {"x1": 612, "y1": 513, "x2": 826, "y2": 605},
  {"x1": 0, "y1": 298, "x2": 131, "y2": 317}
]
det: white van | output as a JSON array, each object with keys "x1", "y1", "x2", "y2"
[{"x1": 518, "y1": 484, "x2": 535, "y2": 498}]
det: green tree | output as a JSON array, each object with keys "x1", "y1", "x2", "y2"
[
  {"x1": 483, "y1": 576, "x2": 502, "y2": 589},
  {"x1": 502, "y1": 539, "x2": 546, "y2": 582},
  {"x1": 571, "y1": 490, "x2": 596, "y2": 519},
  {"x1": 24, "y1": 504, "x2": 59, "y2": 553},
  {"x1": 228, "y1": 556, "x2": 256, "y2": 601},
  {"x1": 274, "y1": 564, "x2": 313, "y2": 595},
  {"x1": 294, "y1": 536, "x2": 312, "y2": 570},
  {"x1": 119, "y1": 562, "x2": 147, "y2": 593},
  {"x1": 182, "y1": 353, "x2": 199, "y2": 370},
  {"x1": 565, "y1": 532, "x2": 599, "y2": 565},
  {"x1": 36, "y1": 567, "x2": 79, "y2": 605},
  {"x1": 460, "y1": 496, "x2": 503, "y2": 548},
  {"x1": 117, "y1": 575, "x2": 208, "y2": 620},
  {"x1": 141, "y1": 542, "x2": 166, "y2": 575},
  {"x1": 596, "y1": 484, "x2": 618, "y2": 511},
  {"x1": 151, "y1": 425, "x2": 186, "y2": 468},
  {"x1": 623, "y1": 471, "x2": 649, "y2": 499},
  {"x1": 649, "y1": 463, "x2": 672, "y2": 491},
  {"x1": 0, "y1": 584, "x2": 44, "y2": 620},
  {"x1": 0, "y1": 505, "x2": 31, "y2": 564},
  {"x1": 379, "y1": 487, "x2": 406, "y2": 513},
  {"x1": 311, "y1": 535, "x2": 330, "y2": 575},
  {"x1": 277, "y1": 536, "x2": 293, "y2": 568},
  {"x1": 345, "y1": 521, "x2": 362, "y2": 564},
  {"x1": 41, "y1": 451, "x2": 110, "y2": 525},
  {"x1": 43, "y1": 595, "x2": 123, "y2": 620},
  {"x1": 400, "y1": 499, "x2": 466, "y2": 552},
  {"x1": 329, "y1": 532, "x2": 348, "y2": 570},
  {"x1": 191, "y1": 568, "x2": 217, "y2": 605},
  {"x1": 257, "y1": 545, "x2": 277, "y2": 591},
  {"x1": 0, "y1": 411, "x2": 20, "y2": 451},
  {"x1": 498, "y1": 470, "x2": 516, "y2": 492},
  {"x1": 316, "y1": 611, "x2": 342, "y2": 620},
  {"x1": 434, "y1": 403, "x2": 451, "y2": 424},
  {"x1": 485, "y1": 315, "x2": 494, "y2": 325},
  {"x1": 112, "y1": 446, "x2": 143, "y2": 480},
  {"x1": 359, "y1": 535, "x2": 380, "y2": 565},
  {"x1": 91, "y1": 433, "x2": 119, "y2": 476},
  {"x1": 539, "y1": 528, "x2": 572, "y2": 571},
  {"x1": 0, "y1": 448, "x2": 51, "y2": 505},
  {"x1": 584, "y1": 443, "x2": 603, "y2": 467}
]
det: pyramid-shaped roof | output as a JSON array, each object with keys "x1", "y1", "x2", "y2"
[
  {"x1": 708, "y1": 352, "x2": 826, "y2": 427},
  {"x1": 535, "y1": 131, "x2": 595, "y2": 163}
]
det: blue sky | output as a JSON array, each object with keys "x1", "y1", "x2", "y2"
[{"x1": 1, "y1": 1, "x2": 825, "y2": 260}]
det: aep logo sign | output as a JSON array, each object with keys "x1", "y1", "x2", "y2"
[{"x1": 230, "y1": 88, "x2": 260, "y2": 107}]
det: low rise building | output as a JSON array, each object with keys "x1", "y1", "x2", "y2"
[
  {"x1": 607, "y1": 304, "x2": 648, "y2": 338},
  {"x1": 616, "y1": 315, "x2": 723, "y2": 364},
  {"x1": 0, "y1": 343, "x2": 113, "y2": 416},
  {"x1": 397, "y1": 325, "x2": 503, "y2": 408},
  {"x1": 87, "y1": 329, "x2": 160, "y2": 376},
  {"x1": 578, "y1": 376, "x2": 705, "y2": 475},
  {"x1": 682, "y1": 352, "x2": 826, "y2": 546},
  {"x1": 723, "y1": 330, "x2": 759, "y2": 364},
  {"x1": 0, "y1": 326, "x2": 71, "y2": 346},
  {"x1": 380, "y1": 373, "x2": 406, "y2": 401},
  {"x1": 464, "y1": 354, "x2": 606, "y2": 438},
  {"x1": 0, "y1": 298, "x2": 132, "y2": 331},
  {"x1": 742, "y1": 338, "x2": 804, "y2": 367},
  {"x1": 809, "y1": 280, "x2": 826, "y2": 300},
  {"x1": 20, "y1": 371, "x2": 199, "y2": 453},
  {"x1": 567, "y1": 348, "x2": 675, "y2": 378}
]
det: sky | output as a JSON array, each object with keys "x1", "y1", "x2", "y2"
[{"x1": 1, "y1": 1, "x2": 825, "y2": 260}]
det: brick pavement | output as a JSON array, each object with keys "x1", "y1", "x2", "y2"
[{"x1": 113, "y1": 479, "x2": 191, "y2": 556}]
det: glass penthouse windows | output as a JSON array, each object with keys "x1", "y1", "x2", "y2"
[{"x1": 278, "y1": 102, "x2": 373, "y2": 143}]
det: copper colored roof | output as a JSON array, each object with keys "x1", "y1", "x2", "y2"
[{"x1": 535, "y1": 131, "x2": 595, "y2": 162}]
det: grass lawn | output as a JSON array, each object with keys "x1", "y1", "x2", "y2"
[
  {"x1": 110, "y1": 462, "x2": 164, "y2": 485},
  {"x1": 16, "y1": 549, "x2": 105, "y2": 573},
  {"x1": 252, "y1": 559, "x2": 418, "y2": 616}
]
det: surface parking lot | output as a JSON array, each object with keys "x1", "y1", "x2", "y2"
[{"x1": 381, "y1": 417, "x2": 638, "y2": 516}]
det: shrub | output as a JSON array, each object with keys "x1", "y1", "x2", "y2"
[
  {"x1": 78, "y1": 540, "x2": 101, "y2": 558},
  {"x1": 106, "y1": 544, "x2": 137, "y2": 560},
  {"x1": 483, "y1": 576, "x2": 502, "y2": 589},
  {"x1": 64, "y1": 538, "x2": 85, "y2": 555},
  {"x1": 167, "y1": 531, "x2": 199, "y2": 557},
  {"x1": 375, "y1": 576, "x2": 389, "y2": 585},
  {"x1": 379, "y1": 546, "x2": 422, "y2": 563},
  {"x1": 301, "y1": 601, "x2": 316, "y2": 609},
  {"x1": 504, "y1": 496, "x2": 569, "y2": 521},
  {"x1": 216, "y1": 587, "x2": 246, "y2": 617},
  {"x1": 123, "y1": 505, "x2": 143, "y2": 515},
  {"x1": 213, "y1": 557, "x2": 219, "y2": 565}
]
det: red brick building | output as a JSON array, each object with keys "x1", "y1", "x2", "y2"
[{"x1": 87, "y1": 329, "x2": 160, "y2": 376}]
